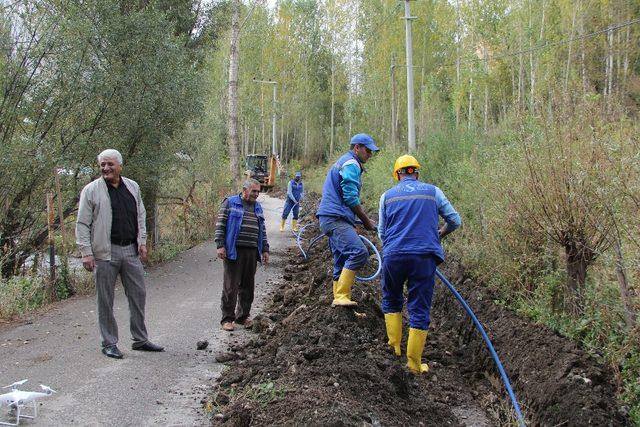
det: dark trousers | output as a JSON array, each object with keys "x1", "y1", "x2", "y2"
[
  {"x1": 221, "y1": 246, "x2": 258, "y2": 324},
  {"x1": 381, "y1": 254, "x2": 437, "y2": 330}
]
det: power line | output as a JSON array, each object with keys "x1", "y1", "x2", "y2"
[
  {"x1": 360, "y1": 2, "x2": 403, "y2": 48},
  {"x1": 444, "y1": 17, "x2": 640, "y2": 69}
]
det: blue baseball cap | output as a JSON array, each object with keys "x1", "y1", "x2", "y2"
[
  {"x1": 350, "y1": 133, "x2": 379, "y2": 151},
  {"x1": 294, "y1": 171, "x2": 302, "y2": 177}
]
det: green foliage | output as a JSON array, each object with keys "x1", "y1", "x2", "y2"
[
  {"x1": 623, "y1": 345, "x2": 640, "y2": 424},
  {"x1": 0, "y1": 0, "x2": 210, "y2": 276},
  {"x1": 243, "y1": 381, "x2": 286, "y2": 408},
  {"x1": 0, "y1": 276, "x2": 47, "y2": 318},
  {"x1": 148, "y1": 241, "x2": 190, "y2": 265},
  {"x1": 0, "y1": 253, "x2": 94, "y2": 320}
]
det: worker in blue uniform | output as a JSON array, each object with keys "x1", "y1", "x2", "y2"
[
  {"x1": 280, "y1": 171, "x2": 304, "y2": 233},
  {"x1": 316, "y1": 134, "x2": 379, "y2": 307},
  {"x1": 378, "y1": 155, "x2": 461, "y2": 374}
]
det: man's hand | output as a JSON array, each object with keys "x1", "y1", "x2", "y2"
[
  {"x1": 364, "y1": 218, "x2": 377, "y2": 231},
  {"x1": 139, "y1": 244, "x2": 148, "y2": 262},
  {"x1": 351, "y1": 205, "x2": 376, "y2": 231},
  {"x1": 262, "y1": 252, "x2": 269, "y2": 265},
  {"x1": 217, "y1": 247, "x2": 227, "y2": 260},
  {"x1": 82, "y1": 255, "x2": 95, "y2": 272}
]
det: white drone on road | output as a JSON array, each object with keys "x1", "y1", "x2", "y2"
[{"x1": 0, "y1": 380, "x2": 56, "y2": 426}]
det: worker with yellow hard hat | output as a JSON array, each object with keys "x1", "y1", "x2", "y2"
[{"x1": 378, "y1": 154, "x2": 461, "y2": 374}]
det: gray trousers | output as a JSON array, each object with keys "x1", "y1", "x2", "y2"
[
  {"x1": 221, "y1": 247, "x2": 258, "y2": 324},
  {"x1": 95, "y1": 243, "x2": 148, "y2": 347}
]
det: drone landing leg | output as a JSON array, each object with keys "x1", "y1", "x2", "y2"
[
  {"x1": 0, "y1": 406, "x2": 19, "y2": 426},
  {"x1": 16, "y1": 404, "x2": 34, "y2": 420}
]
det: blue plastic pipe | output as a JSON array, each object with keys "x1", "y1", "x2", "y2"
[
  {"x1": 355, "y1": 236, "x2": 381, "y2": 281},
  {"x1": 435, "y1": 269, "x2": 526, "y2": 427},
  {"x1": 295, "y1": 226, "x2": 381, "y2": 281}
]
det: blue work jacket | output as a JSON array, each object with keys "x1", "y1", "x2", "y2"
[
  {"x1": 316, "y1": 151, "x2": 362, "y2": 225},
  {"x1": 378, "y1": 178, "x2": 445, "y2": 262},
  {"x1": 224, "y1": 195, "x2": 266, "y2": 261},
  {"x1": 288, "y1": 180, "x2": 304, "y2": 203}
]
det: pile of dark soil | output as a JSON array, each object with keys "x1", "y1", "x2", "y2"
[
  {"x1": 435, "y1": 266, "x2": 630, "y2": 426},
  {"x1": 208, "y1": 195, "x2": 629, "y2": 426}
]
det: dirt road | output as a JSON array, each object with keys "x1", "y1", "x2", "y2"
[{"x1": 0, "y1": 194, "x2": 290, "y2": 426}]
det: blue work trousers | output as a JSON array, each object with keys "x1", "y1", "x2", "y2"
[
  {"x1": 318, "y1": 216, "x2": 369, "y2": 280},
  {"x1": 282, "y1": 199, "x2": 299, "y2": 220},
  {"x1": 381, "y1": 254, "x2": 437, "y2": 330}
]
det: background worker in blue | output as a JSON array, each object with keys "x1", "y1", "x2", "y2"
[
  {"x1": 280, "y1": 171, "x2": 304, "y2": 233},
  {"x1": 378, "y1": 155, "x2": 461, "y2": 374},
  {"x1": 316, "y1": 133, "x2": 378, "y2": 307}
]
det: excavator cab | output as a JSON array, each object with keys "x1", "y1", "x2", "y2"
[{"x1": 245, "y1": 154, "x2": 276, "y2": 191}]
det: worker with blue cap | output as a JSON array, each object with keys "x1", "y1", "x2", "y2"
[
  {"x1": 316, "y1": 133, "x2": 379, "y2": 307},
  {"x1": 378, "y1": 154, "x2": 461, "y2": 374},
  {"x1": 280, "y1": 171, "x2": 304, "y2": 232}
]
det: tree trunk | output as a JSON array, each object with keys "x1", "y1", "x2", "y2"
[
  {"x1": 607, "y1": 29, "x2": 614, "y2": 105},
  {"x1": 279, "y1": 108, "x2": 285, "y2": 160},
  {"x1": 142, "y1": 184, "x2": 158, "y2": 249},
  {"x1": 467, "y1": 74, "x2": 473, "y2": 130},
  {"x1": 304, "y1": 116, "x2": 308, "y2": 157},
  {"x1": 564, "y1": 3, "x2": 578, "y2": 96},
  {"x1": 614, "y1": 238, "x2": 637, "y2": 329},
  {"x1": 579, "y1": 7, "x2": 588, "y2": 94},
  {"x1": 226, "y1": 0, "x2": 241, "y2": 180},
  {"x1": 455, "y1": 0, "x2": 461, "y2": 128},
  {"x1": 390, "y1": 53, "x2": 398, "y2": 145},
  {"x1": 330, "y1": 57, "x2": 335, "y2": 154},
  {"x1": 564, "y1": 245, "x2": 589, "y2": 316},
  {"x1": 483, "y1": 47, "x2": 489, "y2": 131},
  {"x1": 528, "y1": 1, "x2": 535, "y2": 112},
  {"x1": 622, "y1": 21, "x2": 630, "y2": 95},
  {"x1": 252, "y1": 125, "x2": 257, "y2": 154},
  {"x1": 564, "y1": 241, "x2": 595, "y2": 316},
  {"x1": 260, "y1": 89, "x2": 265, "y2": 151}
]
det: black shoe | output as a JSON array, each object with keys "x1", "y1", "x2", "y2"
[
  {"x1": 132, "y1": 341, "x2": 165, "y2": 352},
  {"x1": 102, "y1": 345, "x2": 124, "y2": 359}
]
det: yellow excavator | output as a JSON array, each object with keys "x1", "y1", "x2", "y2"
[{"x1": 244, "y1": 154, "x2": 277, "y2": 192}]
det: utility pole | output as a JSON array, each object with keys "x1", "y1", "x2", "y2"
[
  {"x1": 402, "y1": 0, "x2": 417, "y2": 153},
  {"x1": 253, "y1": 79, "x2": 277, "y2": 156},
  {"x1": 390, "y1": 53, "x2": 398, "y2": 146}
]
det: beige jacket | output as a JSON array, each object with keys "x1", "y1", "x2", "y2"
[{"x1": 75, "y1": 177, "x2": 147, "y2": 260}]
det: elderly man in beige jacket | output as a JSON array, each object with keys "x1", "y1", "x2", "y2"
[{"x1": 76, "y1": 149, "x2": 163, "y2": 359}]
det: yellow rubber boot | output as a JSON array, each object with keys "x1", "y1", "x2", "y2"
[
  {"x1": 384, "y1": 313, "x2": 402, "y2": 356},
  {"x1": 292, "y1": 219, "x2": 299, "y2": 233},
  {"x1": 406, "y1": 328, "x2": 429, "y2": 374},
  {"x1": 279, "y1": 219, "x2": 285, "y2": 232},
  {"x1": 332, "y1": 271, "x2": 352, "y2": 302},
  {"x1": 332, "y1": 268, "x2": 357, "y2": 307}
]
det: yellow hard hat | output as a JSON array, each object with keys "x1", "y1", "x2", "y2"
[{"x1": 393, "y1": 154, "x2": 421, "y2": 181}]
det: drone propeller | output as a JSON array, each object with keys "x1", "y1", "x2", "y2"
[
  {"x1": 39, "y1": 385, "x2": 56, "y2": 394},
  {"x1": 3, "y1": 379, "x2": 28, "y2": 390}
]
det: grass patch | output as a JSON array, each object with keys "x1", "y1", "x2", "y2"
[{"x1": 148, "y1": 241, "x2": 190, "y2": 264}]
